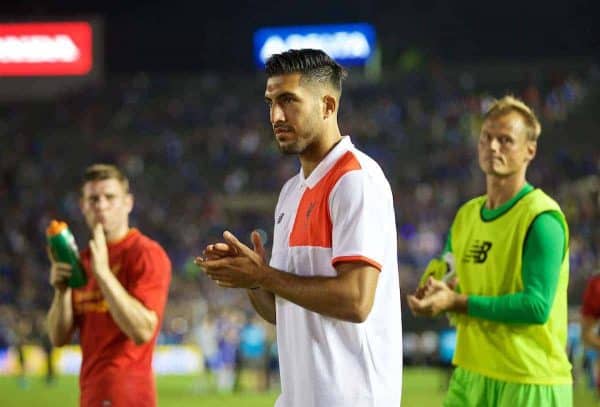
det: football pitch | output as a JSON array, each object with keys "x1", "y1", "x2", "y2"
[{"x1": 0, "y1": 368, "x2": 596, "y2": 406}]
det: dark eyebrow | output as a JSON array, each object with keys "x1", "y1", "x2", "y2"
[
  {"x1": 277, "y1": 92, "x2": 297, "y2": 100},
  {"x1": 265, "y1": 91, "x2": 298, "y2": 103}
]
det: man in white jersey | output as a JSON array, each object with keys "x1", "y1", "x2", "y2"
[{"x1": 196, "y1": 49, "x2": 402, "y2": 406}]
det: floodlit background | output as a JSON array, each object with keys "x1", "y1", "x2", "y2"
[{"x1": 0, "y1": 1, "x2": 598, "y2": 405}]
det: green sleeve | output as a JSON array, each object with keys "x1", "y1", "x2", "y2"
[
  {"x1": 442, "y1": 230, "x2": 452, "y2": 257},
  {"x1": 467, "y1": 212, "x2": 565, "y2": 324}
]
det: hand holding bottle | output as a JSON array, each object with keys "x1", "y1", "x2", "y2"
[
  {"x1": 46, "y1": 220, "x2": 87, "y2": 288},
  {"x1": 47, "y1": 246, "x2": 72, "y2": 292}
]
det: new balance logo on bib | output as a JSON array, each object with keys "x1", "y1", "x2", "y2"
[{"x1": 463, "y1": 240, "x2": 493, "y2": 263}]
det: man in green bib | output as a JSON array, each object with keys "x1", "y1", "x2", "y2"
[{"x1": 408, "y1": 95, "x2": 572, "y2": 406}]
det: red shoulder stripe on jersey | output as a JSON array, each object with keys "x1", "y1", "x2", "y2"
[{"x1": 289, "y1": 151, "x2": 361, "y2": 248}]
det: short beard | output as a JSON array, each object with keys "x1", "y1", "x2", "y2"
[{"x1": 278, "y1": 143, "x2": 304, "y2": 155}]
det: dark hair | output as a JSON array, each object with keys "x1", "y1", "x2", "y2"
[
  {"x1": 265, "y1": 49, "x2": 347, "y2": 92},
  {"x1": 81, "y1": 163, "x2": 130, "y2": 194}
]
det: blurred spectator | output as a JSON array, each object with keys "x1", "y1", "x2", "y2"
[{"x1": 238, "y1": 315, "x2": 268, "y2": 391}]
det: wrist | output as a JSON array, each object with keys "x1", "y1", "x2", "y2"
[
  {"x1": 92, "y1": 267, "x2": 113, "y2": 290},
  {"x1": 256, "y1": 266, "x2": 273, "y2": 290},
  {"x1": 93, "y1": 264, "x2": 111, "y2": 279},
  {"x1": 450, "y1": 293, "x2": 468, "y2": 313},
  {"x1": 54, "y1": 286, "x2": 71, "y2": 300}
]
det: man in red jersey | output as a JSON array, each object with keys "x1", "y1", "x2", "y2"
[
  {"x1": 47, "y1": 163, "x2": 171, "y2": 407},
  {"x1": 582, "y1": 274, "x2": 600, "y2": 394}
]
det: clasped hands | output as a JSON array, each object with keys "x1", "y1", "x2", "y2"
[
  {"x1": 407, "y1": 276, "x2": 464, "y2": 317},
  {"x1": 195, "y1": 230, "x2": 266, "y2": 289}
]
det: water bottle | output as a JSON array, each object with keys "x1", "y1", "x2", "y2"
[{"x1": 46, "y1": 220, "x2": 87, "y2": 288}]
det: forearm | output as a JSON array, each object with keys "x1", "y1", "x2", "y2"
[
  {"x1": 468, "y1": 292, "x2": 549, "y2": 324},
  {"x1": 247, "y1": 289, "x2": 276, "y2": 324},
  {"x1": 95, "y1": 271, "x2": 157, "y2": 345},
  {"x1": 259, "y1": 267, "x2": 369, "y2": 323},
  {"x1": 47, "y1": 289, "x2": 74, "y2": 346}
]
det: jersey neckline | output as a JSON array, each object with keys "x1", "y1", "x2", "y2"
[{"x1": 479, "y1": 183, "x2": 535, "y2": 222}]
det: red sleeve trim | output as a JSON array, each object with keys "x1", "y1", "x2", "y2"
[{"x1": 332, "y1": 255, "x2": 382, "y2": 271}]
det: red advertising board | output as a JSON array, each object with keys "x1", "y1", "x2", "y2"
[{"x1": 0, "y1": 22, "x2": 93, "y2": 76}]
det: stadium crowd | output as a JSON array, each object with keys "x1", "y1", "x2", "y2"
[{"x1": 0, "y1": 60, "x2": 598, "y2": 384}]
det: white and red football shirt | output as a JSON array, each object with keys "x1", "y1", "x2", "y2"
[{"x1": 270, "y1": 136, "x2": 402, "y2": 407}]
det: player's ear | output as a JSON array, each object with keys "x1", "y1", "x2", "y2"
[
  {"x1": 526, "y1": 140, "x2": 537, "y2": 162},
  {"x1": 322, "y1": 94, "x2": 337, "y2": 120},
  {"x1": 125, "y1": 193, "x2": 134, "y2": 214}
]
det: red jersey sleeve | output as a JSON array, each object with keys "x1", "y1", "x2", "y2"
[
  {"x1": 582, "y1": 276, "x2": 600, "y2": 318},
  {"x1": 128, "y1": 242, "x2": 171, "y2": 320}
]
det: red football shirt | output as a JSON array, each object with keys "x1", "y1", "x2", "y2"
[
  {"x1": 582, "y1": 275, "x2": 600, "y2": 319},
  {"x1": 73, "y1": 228, "x2": 171, "y2": 407}
]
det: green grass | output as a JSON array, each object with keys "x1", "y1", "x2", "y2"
[{"x1": 0, "y1": 368, "x2": 596, "y2": 406}]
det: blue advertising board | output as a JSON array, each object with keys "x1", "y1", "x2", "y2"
[{"x1": 254, "y1": 23, "x2": 376, "y2": 67}]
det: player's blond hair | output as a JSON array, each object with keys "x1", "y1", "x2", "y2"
[
  {"x1": 81, "y1": 163, "x2": 130, "y2": 194},
  {"x1": 483, "y1": 95, "x2": 541, "y2": 141}
]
